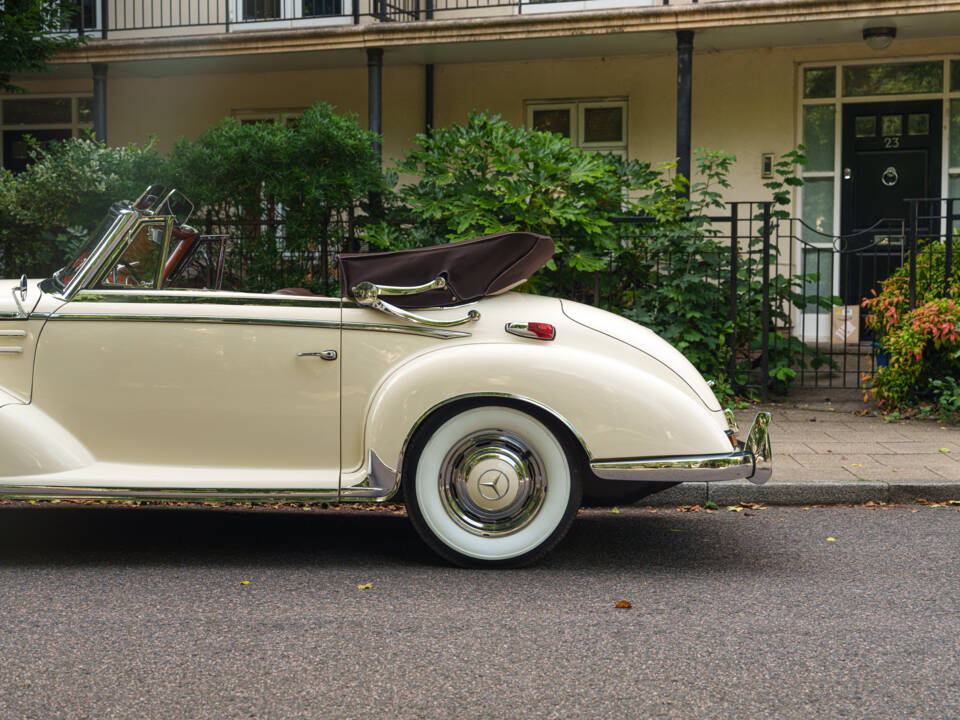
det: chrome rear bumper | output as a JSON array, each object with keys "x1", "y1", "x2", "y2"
[{"x1": 590, "y1": 412, "x2": 772, "y2": 486}]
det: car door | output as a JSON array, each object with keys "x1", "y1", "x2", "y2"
[{"x1": 32, "y1": 220, "x2": 341, "y2": 490}]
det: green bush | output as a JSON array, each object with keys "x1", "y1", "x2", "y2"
[
  {"x1": 0, "y1": 136, "x2": 162, "y2": 276},
  {"x1": 165, "y1": 102, "x2": 386, "y2": 294},
  {"x1": 863, "y1": 243, "x2": 960, "y2": 417}
]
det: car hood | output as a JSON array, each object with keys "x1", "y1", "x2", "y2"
[{"x1": 560, "y1": 299, "x2": 722, "y2": 412}]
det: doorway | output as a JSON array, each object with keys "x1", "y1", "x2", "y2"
[{"x1": 839, "y1": 99, "x2": 942, "y2": 305}]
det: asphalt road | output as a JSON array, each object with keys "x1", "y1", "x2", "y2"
[{"x1": 0, "y1": 501, "x2": 958, "y2": 720}]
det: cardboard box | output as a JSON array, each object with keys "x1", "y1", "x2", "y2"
[{"x1": 832, "y1": 305, "x2": 860, "y2": 345}]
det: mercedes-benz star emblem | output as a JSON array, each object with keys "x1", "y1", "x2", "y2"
[{"x1": 477, "y1": 469, "x2": 509, "y2": 501}]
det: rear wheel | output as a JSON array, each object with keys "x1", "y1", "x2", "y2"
[{"x1": 403, "y1": 404, "x2": 582, "y2": 568}]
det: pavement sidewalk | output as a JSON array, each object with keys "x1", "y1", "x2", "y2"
[{"x1": 646, "y1": 388, "x2": 960, "y2": 507}]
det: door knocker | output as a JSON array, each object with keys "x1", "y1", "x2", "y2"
[{"x1": 881, "y1": 166, "x2": 899, "y2": 187}]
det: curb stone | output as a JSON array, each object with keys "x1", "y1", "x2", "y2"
[{"x1": 639, "y1": 480, "x2": 960, "y2": 507}]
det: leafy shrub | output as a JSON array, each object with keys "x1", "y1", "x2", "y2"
[
  {"x1": 165, "y1": 102, "x2": 386, "y2": 294},
  {"x1": 0, "y1": 136, "x2": 162, "y2": 276},
  {"x1": 364, "y1": 110, "x2": 656, "y2": 274},
  {"x1": 863, "y1": 242, "x2": 960, "y2": 415}
]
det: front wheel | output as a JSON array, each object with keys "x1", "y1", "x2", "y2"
[{"x1": 403, "y1": 404, "x2": 582, "y2": 568}]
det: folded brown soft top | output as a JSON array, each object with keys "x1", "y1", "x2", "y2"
[{"x1": 339, "y1": 231, "x2": 554, "y2": 309}]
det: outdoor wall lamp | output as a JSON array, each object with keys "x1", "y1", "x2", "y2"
[{"x1": 863, "y1": 26, "x2": 897, "y2": 51}]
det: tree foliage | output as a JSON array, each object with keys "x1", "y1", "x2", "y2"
[{"x1": 1, "y1": 0, "x2": 85, "y2": 93}]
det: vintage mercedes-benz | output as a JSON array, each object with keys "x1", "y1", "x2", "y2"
[{"x1": 0, "y1": 186, "x2": 771, "y2": 566}]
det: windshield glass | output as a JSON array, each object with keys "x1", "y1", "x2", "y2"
[{"x1": 52, "y1": 206, "x2": 124, "y2": 290}]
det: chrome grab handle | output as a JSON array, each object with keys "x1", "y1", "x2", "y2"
[
  {"x1": 297, "y1": 350, "x2": 338, "y2": 360},
  {"x1": 12, "y1": 275, "x2": 28, "y2": 319},
  {"x1": 352, "y1": 277, "x2": 480, "y2": 328}
]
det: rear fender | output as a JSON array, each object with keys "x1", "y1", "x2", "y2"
[{"x1": 361, "y1": 343, "x2": 731, "y2": 478}]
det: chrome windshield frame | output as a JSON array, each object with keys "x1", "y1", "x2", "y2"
[{"x1": 60, "y1": 208, "x2": 141, "y2": 302}]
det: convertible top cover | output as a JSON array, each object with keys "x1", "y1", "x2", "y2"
[{"x1": 339, "y1": 231, "x2": 554, "y2": 309}]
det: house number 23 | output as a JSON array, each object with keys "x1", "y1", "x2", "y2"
[{"x1": 884, "y1": 136, "x2": 901, "y2": 149}]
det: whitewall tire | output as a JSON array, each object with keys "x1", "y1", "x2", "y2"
[{"x1": 403, "y1": 404, "x2": 582, "y2": 568}]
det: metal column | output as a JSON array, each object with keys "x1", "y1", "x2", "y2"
[
  {"x1": 92, "y1": 63, "x2": 108, "y2": 144},
  {"x1": 675, "y1": 30, "x2": 694, "y2": 199},
  {"x1": 367, "y1": 48, "x2": 384, "y2": 165}
]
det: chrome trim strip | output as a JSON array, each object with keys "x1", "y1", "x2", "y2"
[
  {"x1": 0, "y1": 330, "x2": 27, "y2": 338},
  {"x1": 590, "y1": 412, "x2": 772, "y2": 485},
  {"x1": 0, "y1": 486, "x2": 340, "y2": 502},
  {"x1": 340, "y1": 450, "x2": 399, "y2": 501},
  {"x1": 45, "y1": 312, "x2": 467, "y2": 339},
  {"x1": 47, "y1": 312, "x2": 341, "y2": 330},
  {"x1": 73, "y1": 290, "x2": 342, "y2": 308},
  {"x1": 0, "y1": 347, "x2": 24, "y2": 354}
]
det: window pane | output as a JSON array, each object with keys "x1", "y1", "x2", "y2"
[
  {"x1": 843, "y1": 61, "x2": 942, "y2": 97},
  {"x1": 952, "y1": 60, "x2": 960, "y2": 92},
  {"x1": 78, "y1": 97, "x2": 93, "y2": 123},
  {"x1": 802, "y1": 248, "x2": 834, "y2": 311},
  {"x1": 801, "y1": 178, "x2": 834, "y2": 244},
  {"x1": 803, "y1": 67, "x2": 836, "y2": 99},
  {"x1": 855, "y1": 116, "x2": 876, "y2": 138},
  {"x1": 303, "y1": 0, "x2": 341, "y2": 16},
  {"x1": 881, "y1": 115, "x2": 902, "y2": 137},
  {"x1": 2, "y1": 98, "x2": 72, "y2": 125},
  {"x1": 243, "y1": 0, "x2": 281, "y2": 19},
  {"x1": 803, "y1": 105, "x2": 835, "y2": 172},
  {"x1": 583, "y1": 107, "x2": 623, "y2": 143},
  {"x1": 532, "y1": 109, "x2": 571, "y2": 138},
  {"x1": 950, "y1": 100, "x2": 960, "y2": 168},
  {"x1": 99, "y1": 225, "x2": 164, "y2": 289},
  {"x1": 907, "y1": 113, "x2": 929, "y2": 136}
]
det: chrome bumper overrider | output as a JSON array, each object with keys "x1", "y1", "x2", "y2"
[{"x1": 590, "y1": 412, "x2": 772, "y2": 486}]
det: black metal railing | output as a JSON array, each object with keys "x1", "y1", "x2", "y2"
[{"x1": 64, "y1": 0, "x2": 699, "y2": 34}]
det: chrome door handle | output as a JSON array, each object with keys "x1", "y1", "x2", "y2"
[{"x1": 298, "y1": 350, "x2": 337, "y2": 360}]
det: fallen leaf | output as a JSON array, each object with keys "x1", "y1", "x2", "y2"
[
  {"x1": 946, "y1": 500, "x2": 960, "y2": 506},
  {"x1": 705, "y1": 501, "x2": 719, "y2": 510},
  {"x1": 852, "y1": 463, "x2": 862, "y2": 467},
  {"x1": 611, "y1": 507, "x2": 620, "y2": 514},
  {"x1": 614, "y1": 601, "x2": 632, "y2": 609},
  {"x1": 826, "y1": 537, "x2": 836, "y2": 542},
  {"x1": 356, "y1": 583, "x2": 373, "y2": 590},
  {"x1": 939, "y1": 448, "x2": 952, "y2": 454},
  {"x1": 239, "y1": 580, "x2": 250, "y2": 585},
  {"x1": 727, "y1": 505, "x2": 745, "y2": 512}
]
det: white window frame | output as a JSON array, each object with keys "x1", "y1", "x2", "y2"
[
  {"x1": 0, "y1": 94, "x2": 94, "y2": 171},
  {"x1": 525, "y1": 98, "x2": 628, "y2": 157},
  {"x1": 229, "y1": 0, "x2": 352, "y2": 30}
]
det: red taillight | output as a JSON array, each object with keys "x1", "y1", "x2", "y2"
[
  {"x1": 504, "y1": 321, "x2": 557, "y2": 341},
  {"x1": 527, "y1": 322, "x2": 556, "y2": 340}
]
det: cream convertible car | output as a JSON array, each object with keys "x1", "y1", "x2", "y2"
[{"x1": 0, "y1": 187, "x2": 771, "y2": 567}]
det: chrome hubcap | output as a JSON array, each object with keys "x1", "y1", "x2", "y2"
[{"x1": 439, "y1": 430, "x2": 546, "y2": 537}]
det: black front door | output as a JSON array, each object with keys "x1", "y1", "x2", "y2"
[{"x1": 840, "y1": 99, "x2": 942, "y2": 305}]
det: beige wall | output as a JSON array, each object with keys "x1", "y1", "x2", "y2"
[{"x1": 7, "y1": 33, "x2": 959, "y2": 209}]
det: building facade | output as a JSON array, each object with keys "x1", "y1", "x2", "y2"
[{"x1": 3, "y1": 0, "x2": 960, "y2": 320}]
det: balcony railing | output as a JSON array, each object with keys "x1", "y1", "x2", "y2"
[{"x1": 66, "y1": 0, "x2": 701, "y2": 35}]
